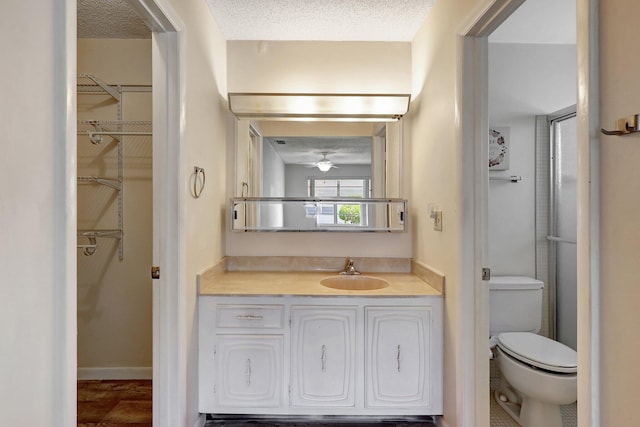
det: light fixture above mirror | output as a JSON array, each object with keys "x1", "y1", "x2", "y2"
[{"x1": 228, "y1": 93, "x2": 411, "y2": 122}]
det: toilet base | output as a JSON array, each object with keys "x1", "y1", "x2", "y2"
[
  {"x1": 520, "y1": 397, "x2": 564, "y2": 427},
  {"x1": 494, "y1": 389, "x2": 565, "y2": 427},
  {"x1": 494, "y1": 390, "x2": 522, "y2": 425}
]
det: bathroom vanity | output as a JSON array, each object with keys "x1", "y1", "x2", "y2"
[{"x1": 198, "y1": 270, "x2": 443, "y2": 417}]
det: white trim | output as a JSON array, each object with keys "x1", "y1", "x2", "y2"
[
  {"x1": 457, "y1": 1, "x2": 525, "y2": 427},
  {"x1": 130, "y1": 1, "x2": 186, "y2": 427},
  {"x1": 576, "y1": 0, "x2": 600, "y2": 425},
  {"x1": 58, "y1": 0, "x2": 77, "y2": 426},
  {"x1": 77, "y1": 367, "x2": 153, "y2": 380}
]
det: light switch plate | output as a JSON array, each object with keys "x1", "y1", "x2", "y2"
[{"x1": 433, "y1": 211, "x2": 443, "y2": 231}]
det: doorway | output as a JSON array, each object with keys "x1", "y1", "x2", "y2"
[
  {"x1": 461, "y1": 0, "x2": 581, "y2": 426},
  {"x1": 485, "y1": 2, "x2": 577, "y2": 425},
  {"x1": 76, "y1": 2, "x2": 154, "y2": 425},
  {"x1": 75, "y1": 1, "x2": 182, "y2": 426}
]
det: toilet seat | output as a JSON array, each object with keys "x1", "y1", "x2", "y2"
[{"x1": 497, "y1": 332, "x2": 577, "y2": 374}]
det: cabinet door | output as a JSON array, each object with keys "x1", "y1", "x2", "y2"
[
  {"x1": 290, "y1": 306, "x2": 356, "y2": 407},
  {"x1": 215, "y1": 335, "x2": 283, "y2": 408},
  {"x1": 365, "y1": 307, "x2": 431, "y2": 408}
]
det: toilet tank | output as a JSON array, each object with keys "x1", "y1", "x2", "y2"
[{"x1": 489, "y1": 276, "x2": 544, "y2": 336}]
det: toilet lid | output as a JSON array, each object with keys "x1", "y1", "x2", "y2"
[{"x1": 497, "y1": 332, "x2": 577, "y2": 374}]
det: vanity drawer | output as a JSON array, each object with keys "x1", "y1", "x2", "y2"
[{"x1": 216, "y1": 304, "x2": 284, "y2": 329}]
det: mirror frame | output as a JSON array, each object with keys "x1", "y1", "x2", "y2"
[{"x1": 232, "y1": 117, "x2": 405, "y2": 232}]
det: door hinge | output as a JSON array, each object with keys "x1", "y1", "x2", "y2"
[
  {"x1": 151, "y1": 266, "x2": 160, "y2": 280},
  {"x1": 481, "y1": 267, "x2": 491, "y2": 281}
]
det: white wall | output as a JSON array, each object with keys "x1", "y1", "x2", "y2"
[
  {"x1": 77, "y1": 38, "x2": 153, "y2": 377},
  {"x1": 262, "y1": 140, "x2": 285, "y2": 198},
  {"x1": 597, "y1": 0, "x2": 640, "y2": 424},
  {"x1": 488, "y1": 43, "x2": 576, "y2": 276},
  {"x1": 261, "y1": 140, "x2": 285, "y2": 227},
  {"x1": 0, "y1": 0, "x2": 76, "y2": 425},
  {"x1": 285, "y1": 164, "x2": 371, "y2": 197}
]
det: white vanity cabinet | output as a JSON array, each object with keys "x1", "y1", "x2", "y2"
[
  {"x1": 365, "y1": 307, "x2": 433, "y2": 408},
  {"x1": 199, "y1": 302, "x2": 286, "y2": 413},
  {"x1": 290, "y1": 306, "x2": 357, "y2": 407},
  {"x1": 198, "y1": 296, "x2": 443, "y2": 416},
  {"x1": 215, "y1": 334, "x2": 283, "y2": 408}
]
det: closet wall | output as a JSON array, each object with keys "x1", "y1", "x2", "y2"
[{"x1": 77, "y1": 39, "x2": 153, "y2": 378}]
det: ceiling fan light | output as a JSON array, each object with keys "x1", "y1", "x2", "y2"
[{"x1": 317, "y1": 161, "x2": 333, "y2": 172}]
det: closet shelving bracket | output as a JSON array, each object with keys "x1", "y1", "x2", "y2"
[
  {"x1": 77, "y1": 229, "x2": 124, "y2": 261},
  {"x1": 77, "y1": 229, "x2": 123, "y2": 260},
  {"x1": 77, "y1": 73, "x2": 121, "y2": 101},
  {"x1": 77, "y1": 176, "x2": 122, "y2": 191},
  {"x1": 78, "y1": 120, "x2": 152, "y2": 145}
]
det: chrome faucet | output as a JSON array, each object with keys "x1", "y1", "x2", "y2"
[{"x1": 339, "y1": 258, "x2": 361, "y2": 275}]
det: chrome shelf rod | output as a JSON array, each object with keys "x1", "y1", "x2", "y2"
[
  {"x1": 546, "y1": 235, "x2": 576, "y2": 245},
  {"x1": 489, "y1": 175, "x2": 522, "y2": 182}
]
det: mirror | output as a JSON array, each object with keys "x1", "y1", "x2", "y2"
[{"x1": 233, "y1": 119, "x2": 404, "y2": 232}]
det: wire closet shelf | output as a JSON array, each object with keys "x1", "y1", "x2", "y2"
[{"x1": 76, "y1": 73, "x2": 152, "y2": 260}]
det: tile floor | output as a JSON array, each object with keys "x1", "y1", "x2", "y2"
[{"x1": 77, "y1": 379, "x2": 152, "y2": 427}]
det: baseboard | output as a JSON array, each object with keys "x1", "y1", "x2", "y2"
[
  {"x1": 77, "y1": 367, "x2": 152, "y2": 380},
  {"x1": 436, "y1": 416, "x2": 448, "y2": 427}
]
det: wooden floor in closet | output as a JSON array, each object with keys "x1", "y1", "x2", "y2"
[{"x1": 77, "y1": 379, "x2": 152, "y2": 427}]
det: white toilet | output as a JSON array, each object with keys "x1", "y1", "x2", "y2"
[{"x1": 489, "y1": 276, "x2": 577, "y2": 427}]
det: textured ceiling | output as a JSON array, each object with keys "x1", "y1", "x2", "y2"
[
  {"x1": 77, "y1": 0, "x2": 433, "y2": 41},
  {"x1": 78, "y1": 0, "x2": 151, "y2": 39},
  {"x1": 206, "y1": 0, "x2": 434, "y2": 41},
  {"x1": 76, "y1": 0, "x2": 574, "y2": 44}
]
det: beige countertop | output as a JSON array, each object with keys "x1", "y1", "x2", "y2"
[{"x1": 198, "y1": 270, "x2": 442, "y2": 297}]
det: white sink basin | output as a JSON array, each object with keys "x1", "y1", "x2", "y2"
[{"x1": 320, "y1": 275, "x2": 390, "y2": 291}]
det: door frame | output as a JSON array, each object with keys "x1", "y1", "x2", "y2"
[
  {"x1": 128, "y1": 1, "x2": 186, "y2": 426},
  {"x1": 457, "y1": 2, "x2": 525, "y2": 425}
]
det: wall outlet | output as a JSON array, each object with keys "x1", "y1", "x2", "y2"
[{"x1": 433, "y1": 211, "x2": 443, "y2": 231}]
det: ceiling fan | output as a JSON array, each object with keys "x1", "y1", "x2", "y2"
[{"x1": 307, "y1": 153, "x2": 338, "y2": 172}]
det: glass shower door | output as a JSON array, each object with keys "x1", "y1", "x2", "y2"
[{"x1": 550, "y1": 112, "x2": 577, "y2": 350}]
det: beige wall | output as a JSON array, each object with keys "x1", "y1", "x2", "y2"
[
  {"x1": 228, "y1": 41, "x2": 411, "y2": 94},
  {"x1": 164, "y1": 1, "x2": 229, "y2": 426},
  {"x1": 76, "y1": 39, "x2": 153, "y2": 375},
  {"x1": 598, "y1": 0, "x2": 640, "y2": 423},
  {"x1": 409, "y1": 1, "x2": 496, "y2": 426}
]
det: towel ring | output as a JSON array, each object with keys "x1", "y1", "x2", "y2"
[{"x1": 192, "y1": 166, "x2": 206, "y2": 198}]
